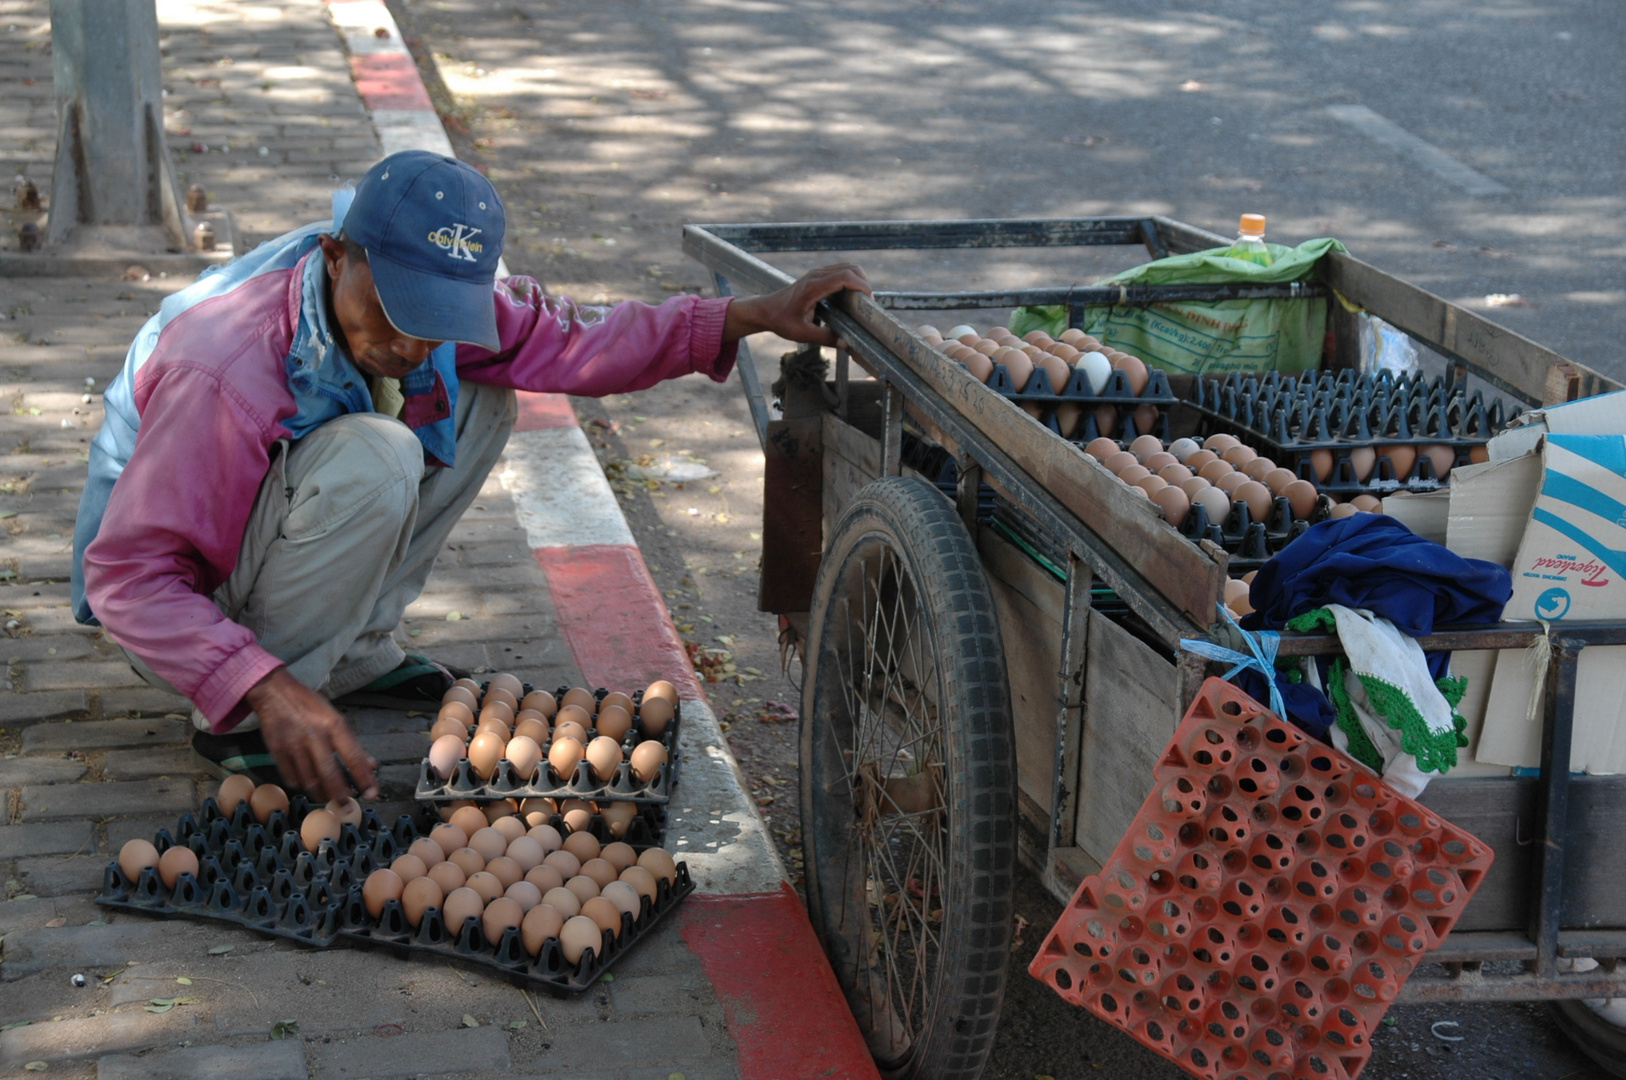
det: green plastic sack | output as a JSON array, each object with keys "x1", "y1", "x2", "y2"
[{"x1": 1009, "y1": 237, "x2": 1347, "y2": 375}]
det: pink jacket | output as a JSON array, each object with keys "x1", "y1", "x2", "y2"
[{"x1": 81, "y1": 259, "x2": 734, "y2": 729}]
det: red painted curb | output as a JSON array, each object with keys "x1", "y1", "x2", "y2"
[
  {"x1": 680, "y1": 887, "x2": 882, "y2": 1080},
  {"x1": 513, "y1": 390, "x2": 579, "y2": 432},
  {"x1": 349, "y1": 53, "x2": 433, "y2": 110},
  {"x1": 531, "y1": 543, "x2": 704, "y2": 700}
]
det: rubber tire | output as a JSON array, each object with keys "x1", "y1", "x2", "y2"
[
  {"x1": 799, "y1": 476, "x2": 1016, "y2": 1080},
  {"x1": 1552, "y1": 1000, "x2": 1626, "y2": 1077}
]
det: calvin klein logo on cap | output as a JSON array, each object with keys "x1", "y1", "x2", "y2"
[{"x1": 428, "y1": 223, "x2": 484, "y2": 261}]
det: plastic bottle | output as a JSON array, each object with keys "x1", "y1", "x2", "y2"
[{"x1": 1224, "y1": 213, "x2": 1274, "y2": 267}]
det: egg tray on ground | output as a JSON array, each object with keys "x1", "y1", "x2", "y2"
[
  {"x1": 95, "y1": 796, "x2": 417, "y2": 949},
  {"x1": 986, "y1": 362, "x2": 1180, "y2": 444},
  {"x1": 339, "y1": 861, "x2": 694, "y2": 996},
  {"x1": 415, "y1": 695, "x2": 681, "y2": 805}
]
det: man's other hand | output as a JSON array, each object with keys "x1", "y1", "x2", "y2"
[
  {"x1": 721, "y1": 263, "x2": 872, "y2": 348},
  {"x1": 246, "y1": 667, "x2": 378, "y2": 803}
]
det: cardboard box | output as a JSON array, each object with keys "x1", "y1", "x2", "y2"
[{"x1": 1506, "y1": 434, "x2": 1626, "y2": 621}]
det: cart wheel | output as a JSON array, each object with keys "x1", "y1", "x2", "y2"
[
  {"x1": 800, "y1": 476, "x2": 1015, "y2": 1080},
  {"x1": 1552, "y1": 1000, "x2": 1626, "y2": 1077}
]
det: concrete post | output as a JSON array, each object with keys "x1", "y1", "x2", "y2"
[{"x1": 46, "y1": 0, "x2": 188, "y2": 248}]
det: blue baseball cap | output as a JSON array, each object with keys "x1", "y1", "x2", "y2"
[{"x1": 341, "y1": 151, "x2": 505, "y2": 350}]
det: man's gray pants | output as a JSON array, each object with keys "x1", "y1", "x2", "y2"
[{"x1": 125, "y1": 381, "x2": 518, "y2": 730}]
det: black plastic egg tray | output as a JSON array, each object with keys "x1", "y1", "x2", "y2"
[
  {"x1": 343, "y1": 861, "x2": 694, "y2": 996},
  {"x1": 985, "y1": 362, "x2": 1179, "y2": 443},
  {"x1": 415, "y1": 688, "x2": 681, "y2": 805},
  {"x1": 1172, "y1": 489, "x2": 1339, "y2": 571}
]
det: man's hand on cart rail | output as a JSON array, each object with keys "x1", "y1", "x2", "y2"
[
  {"x1": 246, "y1": 667, "x2": 379, "y2": 804},
  {"x1": 722, "y1": 263, "x2": 871, "y2": 349}
]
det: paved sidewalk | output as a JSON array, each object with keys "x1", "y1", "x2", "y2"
[{"x1": 0, "y1": 2, "x2": 871, "y2": 1077}]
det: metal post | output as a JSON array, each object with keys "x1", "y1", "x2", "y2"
[
  {"x1": 1530, "y1": 634, "x2": 1580, "y2": 979},
  {"x1": 954, "y1": 457, "x2": 981, "y2": 536},
  {"x1": 1048, "y1": 555, "x2": 1091, "y2": 853},
  {"x1": 47, "y1": 0, "x2": 188, "y2": 248}
]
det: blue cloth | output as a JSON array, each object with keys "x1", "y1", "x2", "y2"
[
  {"x1": 1236, "y1": 667, "x2": 1338, "y2": 742},
  {"x1": 1242, "y1": 514, "x2": 1511, "y2": 636}
]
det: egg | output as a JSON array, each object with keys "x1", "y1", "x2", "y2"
[
  {"x1": 483, "y1": 799, "x2": 518, "y2": 824},
  {"x1": 563, "y1": 829, "x2": 602, "y2": 863},
  {"x1": 438, "y1": 700, "x2": 475, "y2": 727},
  {"x1": 401, "y1": 876, "x2": 444, "y2": 927},
  {"x1": 505, "y1": 880, "x2": 543, "y2": 912},
  {"x1": 300, "y1": 813, "x2": 341, "y2": 858},
  {"x1": 522, "y1": 902, "x2": 566, "y2": 955},
  {"x1": 453, "y1": 676, "x2": 484, "y2": 697},
  {"x1": 478, "y1": 896, "x2": 523, "y2": 946},
  {"x1": 600, "y1": 801, "x2": 638, "y2": 838},
  {"x1": 1241, "y1": 457, "x2": 1273, "y2": 482},
  {"x1": 638, "y1": 848, "x2": 678, "y2": 886},
  {"x1": 565, "y1": 874, "x2": 601, "y2": 904},
  {"x1": 1351, "y1": 494, "x2": 1382, "y2": 512},
  {"x1": 526, "y1": 864, "x2": 565, "y2": 894},
  {"x1": 1103, "y1": 450, "x2": 1137, "y2": 475},
  {"x1": 506, "y1": 836, "x2": 546, "y2": 872},
  {"x1": 1130, "y1": 434, "x2": 1163, "y2": 462},
  {"x1": 443, "y1": 685, "x2": 480, "y2": 711},
  {"x1": 1235, "y1": 480, "x2": 1273, "y2": 522},
  {"x1": 1143, "y1": 451, "x2": 1177, "y2": 473},
  {"x1": 1215, "y1": 470, "x2": 1248, "y2": 495},
  {"x1": 1242, "y1": 571, "x2": 1257, "y2": 585},
  {"x1": 1077, "y1": 351, "x2": 1112, "y2": 394},
  {"x1": 544, "y1": 849, "x2": 583, "y2": 879},
  {"x1": 1348, "y1": 446, "x2": 1376, "y2": 482},
  {"x1": 1469, "y1": 444, "x2": 1490, "y2": 465},
  {"x1": 439, "y1": 798, "x2": 475, "y2": 821},
  {"x1": 1058, "y1": 327, "x2": 1087, "y2": 346},
  {"x1": 602, "y1": 880, "x2": 643, "y2": 922},
  {"x1": 543, "y1": 886, "x2": 582, "y2": 919},
  {"x1": 408, "y1": 836, "x2": 446, "y2": 866},
  {"x1": 585, "y1": 736, "x2": 623, "y2": 782},
  {"x1": 1185, "y1": 449, "x2": 1218, "y2": 471},
  {"x1": 1180, "y1": 476, "x2": 1213, "y2": 500},
  {"x1": 466, "y1": 870, "x2": 505, "y2": 905},
  {"x1": 583, "y1": 896, "x2": 623, "y2": 939},
  {"x1": 1329, "y1": 501, "x2": 1360, "y2": 519},
  {"x1": 1152, "y1": 485, "x2": 1190, "y2": 527},
  {"x1": 1169, "y1": 437, "x2": 1201, "y2": 462},
  {"x1": 1283, "y1": 479, "x2": 1319, "y2": 521},
  {"x1": 442, "y1": 886, "x2": 485, "y2": 933},
  {"x1": 521, "y1": 690, "x2": 557, "y2": 717},
  {"x1": 489, "y1": 672, "x2": 525, "y2": 700},
  {"x1": 548, "y1": 736, "x2": 585, "y2": 782},
  {"x1": 1198, "y1": 459, "x2": 1234, "y2": 484},
  {"x1": 427, "y1": 861, "x2": 466, "y2": 894},
  {"x1": 1117, "y1": 463, "x2": 1151, "y2": 486},
  {"x1": 391, "y1": 854, "x2": 429, "y2": 883},
  {"x1": 1263, "y1": 467, "x2": 1297, "y2": 495},
  {"x1": 1113, "y1": 353, "x2": 1149, "y2": 395},
  {"x1": 1132, "y1": 404, "x2": 1159, "y2": 438},
  {"x1": 363, "y1": 868, "x2": 405, "y2": 918},
  {"x1": 1157, "y1": 463, "x2": 1192, "y2": 486},
  {"x1": 560, "y1": 687, "x2": 596, "y2": 713},
  {"x1": 600, "y1": 841, "x2": 638, "y2": 873},
  {"x1": 1084, "y1": 437, "x2": 1118, "y2": 462},
  {"x1": 529, "y1": 823, "x2": 564, "y2": 852},
  {"x1": 1204, "y1": 433, "x2": 1238, "y2": 453},
  {"x1": 467, "y1": 732, "x2": 505, "y2": 780},
  {"x1": 216, "y1": 774, "x2": 256, "y2": 817},
  {"x1": 630, "y1": 741, "x2": 669, "y2": 784},
  {"x1": 427, "y1": 734, "x2": 465, "y2": 783},
  {"x1": 448, "y1": 847, "x2": 486, "y2": 878},
  {"x1": 1049, "y1": 343, "x2": 1081, "y2": 365},
  {"x1": 1423, "y1": 444, "x2": 1456, "y2": 480},
  {"x1": 1221, "y1": 445, "x2": 1257, "y2": 469},
  {"x1": 1055, "y1": 403, "x2": 1084, "y2": 438},
  {"x1": 554, "y1": 709, "x2": 591, "y2": 743},
  {"x1": 971, "y1": 338, "x2": 997, "y2": 355},
  {"x1": 1383, "y1": 444, "x2": 1417, "y2": 481},
  {"x1": 449, "y1": 805, "x2": 489, "y2": 837},
  {"x1": 485, "y1": 856, "x2": 523, "y2": 890},
  {"x1": 560, "y1": 915, "x2": 603, "y2": 965},
  {"x1": 158, "y1": 844, "x2": 199, "y2": 888},
  {"x1": 430, "y1": 823, "x2": 469, "y2": 856},
  {"x1": 581, "y1": 857, "x2": 619, "y2": 890},
  {"x1": 476, "y1": 713, "x2": 513, "y2": 741},
  {"x1": 966, "y1": 350, "x2": 994, "y2": 383},
  {"x1": 326, "y1": 797, "x2": 363, "y2": 829},
  {"x1": 1310, "y1": 448, "x2": 1335, "y2": 483},
  {"x1": 250, "y1": 783, "x2": 289, "y2": 824},
  {"x1": 590, "y1": 706, "x2": 631, "y2": 747},
  {"x1": 514, "y1": 715, "x2": 550, "y2": 747},
  {"x1": 1134, "y1": 475, "x2": 1167, "y2": 498},
  {"x1": 501, "y1": 735, "x2": 542, "y2": 782},
  {"x1": 620, "y1": 865, "x2": 659, "y2": 903},
  {"x1": 1192, "y1": 485, "x2": 1233, "y2": 527},
  {"x1": 467, "y1": 826, "x2": 507, "y2": 863},
  {"x1": 997, "y1": 347, "x2": 1034, "y2": 391},
  {"x1": 1224, "y1": 578, "x2": 1253, "y2": 617},
  {"x1": 483, "y1": 687, "x2": 519, "y2": 714},
  {"x1": 637, "y1": 695, "x2": 674, "y2": 738},
  {"x1": 1034, "y1": 353, "x2": 1070, "y2": 394}
]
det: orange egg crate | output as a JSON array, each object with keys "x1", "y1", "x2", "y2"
[{"x1": 1028, "y1": 677, "x2": 1493, "y2": 1080}]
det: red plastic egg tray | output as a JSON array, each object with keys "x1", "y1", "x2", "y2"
[{"x1": 1029, "y1": 677, "x2": 1493, "y2": 1080}]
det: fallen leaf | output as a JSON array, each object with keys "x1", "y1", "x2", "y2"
[
  {"x1": 23, "y1": 1062, "x2": 46, "y2": 1072},
  {"x1": 176, "y1": 977, "x2": 192, "y2": 985},
  {"x1": 461, "y1": 1014, "x2": 480, "y2": 1028},
  {"x1": 446, "y1": 611, "x2": 463, "y2": 621},
  {"x1": 269, "y1": 1019, "x2": 299, "y2": 1040},
  {"x1": 44, "y1": 916, "x2": 66, "y2": 928},
  {"x1": 0, "y1": 1021, "x2": 29, "y2": 1031},
  {"x1": 207, "y1": 945, "x2": 234, "y2": 955},
  {"x1": 508, "y1": 1019, "x2": 526, "y2": 1029}
]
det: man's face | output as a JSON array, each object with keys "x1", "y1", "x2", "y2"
[{"x1": 318, "y1": 234, "x2": 443, "y2": 379}]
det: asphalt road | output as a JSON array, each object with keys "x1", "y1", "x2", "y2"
[{"x1": 392, "y1": 1, "x2": 1624, "y2": 1077}]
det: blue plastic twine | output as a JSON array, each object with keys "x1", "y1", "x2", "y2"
[{"x1": 1179, "y1": 605, "x2": 1286, "y2": 719}]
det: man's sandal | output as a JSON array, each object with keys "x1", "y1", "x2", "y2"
[
  {"x1": 333, "y1": 654, "x2": 469, "y2": 710},
  {"x1": 190, "y1": 726, "x2": 289, "y2": 787}
]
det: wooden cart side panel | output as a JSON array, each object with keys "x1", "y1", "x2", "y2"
[
  {"x1": 822, "y1": 411, "x2": 882, "y2": 545},
  {"x1": 1074, "y1": 616, "x2": 1183, "y2": 868}
]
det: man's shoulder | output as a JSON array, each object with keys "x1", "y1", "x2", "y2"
[{"x1": 147, "y1": 264, "x2": 300, "y2": 377}]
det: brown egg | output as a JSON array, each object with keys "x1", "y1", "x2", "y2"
[
  {"x1": 158, "y1": 845, "x2": 199, "y2": 888},
  {"x1": 1310, "y1": 448, "x2": 1335, "y2": 483},
  {"x1": 599, "y1": 691, "x2": 635, "y2": 715},
  {"x1": 1242, "y1": 571, "x2": 1257, "y2": 585},
  {"x1": 505, "y1": 880, "x2": 543, "y2": 913},
  {"x1": 1329, "y1": 501, "x2": 1360, "y2": 519},
  {"x1": 562, "y1": 806, "x2": 593, "y2": 832},
  {"x1": 1058, "y1": 327, "x2": 1088, "y2": 346},
  {"x1": 620, "y1": 865, "x2": 659, "y2": 903},
  {"x1": 504, "y1": 735, "x2": 543, "y2": 782},
  {"x1": 1351, "y1": 494, "x2": 1382, "y2": 513},
  {"x1": 449, "y1": 805, "x2": 489, "y2": 837},
  {"x1": 1050, "y1": 402, "x2": 1081, "y2": 438},
  {"x1": 583, "y1": 895, "x2": 623, "y2": 939},
  {"x1": 1103, "y1": 450, "x2": 1138, "y2": 475},
  {"x1": 505, "y1": 835, "x2": 546, "y2": 873},
  {"x1": 453, "y1": 676, "x2": 484, "y2": 697},
  {"x1": 561, "y1": 687, "x2": 597, "y2": 713},
  {"x1": 1284, "y1": 479, "x2": 1319, "y2": 521},
  {"x1": 401, "y1": 876, "x2": 444, "y2": 927},
  {"x1": 363, "y1": 868, "x2": 405, "y2": 918},
  {"x1": 1132, "y1": 404, "x2": 1160, "y2": 437},
  {"x1": 467, "y1": 732, "x2": 504, "y2": 781},
  {"x1": 997, "y1": 347, "x2": 1034, "y2": 392},
  {"x1": 1221, "y1": 444, "x2": 1257, "y2": 468},
  {"x1": 1193, "y1": 486, "x2": 1232, "y2": 526},
  {"x1": 1129, "y1": 434, "x2": 1163, "y2": 462},
  {"x1": 560, "y1": 914, "x2": 603, "y2": 964},
  {"x1": 1145, "y1": 452, "x2": 1179, "y2": 474},
  {"x1": 1036, "y1": 353, "x2": 1071, "y2": 393},
  {"x1": 528, "y1": 823, "x2": 564, "y2": 852},
  {"x1": 548, "y1": 736, "x2": 585, "y2": 782},
  {"x1": 581, "y1": 857, "x2": 619, "y2": 890},
  {"x1": 1049, "y1": 343, "x2": 1082, "y2": 364},
  {"x1": 326, "y1": 797, "x2": 363, "y2": 829},
  {"x1": 250, "y1": 783, "x2": 289, "y2": 824},
  {"x1": 483, "y1": 687, "x2": 519, "y2": 714},
  {"x1": 1423, "y1": 444, "x2": 1456, "y2": 480},
  {"x1": 428, "y1": 734, "x2": 465, "y2": 781},
  {"x1": 586, "y1": 736, "x2": 623, "y2": 782},
  {"x1": 476, "y1": 713, "x2": 513, "y2": 741},
  {"x1": 430, "y1": 823, "x2": 469, "y2": 856},
  {"x1": 442, "y1": 886, "x2": 485, "y2": 932},
  {"x1": 438, "y1": 699, "x2": 475, "y2": 727},
  {"x1": 1085, "y1": 437, "x2": 1119, "y2": 461},
  {"x1": 544, "y1": 849, "x2": 582, "y2": 879},
  {"x1": 1185, "y1": 449, "x2": 1219, "y2": 471},
  {"x1": 562, "y1": 829, "x2": 602, "y2": 863},
  {"x1": 565, "y1": 874, "x2": 601, "y2": 904},
  {"x1": 521, "y1": 690, "x2": 557, "y2": 717},
  {"x1": 1263, "y1": 467, "x2": 1297, "y2": 495},
  {"x1": 1224, "y1": 578, "x2": 1253, "y2": 617},
  {"x1": 1152, "y1": 485, "x2": 1190, "y2": 527},
  {"x1": 1349, "y1": 446, "x2": 1376, "y2": 482},
  {"x1": 600, "y1": 801, "x2": 638, "y2": 838},
  {"x1": 1113, "y1": 353, "x2": 1149, "y2": 395},
  {"x1": 482, "y1": 896, "x2": 524, "y2": 946},
  {"x1": 448, "y1": 847, "x2": 486, "y2": 878},
  {"x1": 391, "y1": 854, "x2": 429, "y2": 883},
  {"x1": 525, "y1": 864, "x2": 565, "y2": 894},
  {"x1": 638, "y1": 847, "x2": 678, "y2": 886},
  {"x1": 467, "y1": 826, "x2": 507, "y2": 863},
  {"x1": 602, "y1": 881, "x2": 642, "y2": 924},
  {"x1": 1134, "y1": 475, "x2": 1167, "y2": 497},
  {"x1": 1383, "y1": 444, "x2": 1417, "y2": 481},
  {"x1": 1179, "y1": 474, "x2": 1211, "y2": 498},
  {"x1": 408, "y1": 836, "x2": 446, "y2": 866},
  {"x1": 600, "y1": 841, "x2": 638, "y2": 873},
  {"x1": 216, "y1": 774, "x2": 256, "y2": 817},
  {"x1": 637, "y1": 696, "x2": 674, "y2": 738},
  {"x1": 1198, "y1": 459, "x2": 1234, "y2": 484},
  {"x1": 513, "y1": 715, "x2": 550, "y2": 747},
  {"x1": 488, "y1": 672, "x2": 525, "y2": 701},
  {"x1": 1237, "y1": 457, "x2": 1269, "y2": 482},
  {"x1": 1117, "y1": 463, "x2": 1151, "y2": 486},
  {"x1": 966, "y1": 350, "x2": 994, "y2": 383},
  {"x1": 1215, "y1": 470, "x2": 1248, "y2": 495},
  {"x1": 594, "y1": 704, "x2": 633, "y2": 743},
  {"x1": 1468, "y1": 444, "x2": 1490, "y2": 465},
  {"x1": 484, "y1": 855, "x2": 523, "y2": 890},
  {"x1": 1204, "y1": 433, "x2": 1238, "y2": 454},
  {"x1": 1235, "y1": 480, "x2": 1273, "y2": 522},
  {"x1": 521, "y1": 902, "x2": 565, "y2": 955},
  {"x1": 443, "y1": 685, "x2": 479, "y2": 711},
  {"x1": 543, "y1": 886, "x2": 583, "y2": 919},
  {"x1": 483, "y1": 800, "x2": 518, "y2": 824},
  {"x1": 553, "y1": 711, "x2": 590, "y2": 743},
  {"x1": 630, "y1": 741, "x2": 669, "y2": 784},
  {"x1": 438, "y1": 799, "x2": 473, "y2": 823},
  {"x1": 465, "y1": 870, "x2": 504, "y2": 905},
  {"x1": 427, "y1": 860, "x2": 466, "y2": 894}
]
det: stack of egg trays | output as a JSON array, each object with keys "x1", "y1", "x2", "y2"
[
  {"x1": 985, "y1": 362, "x2": 1181, "y2": 444},
  {"x1": 1029, "y1": 677, "x2": 1494, "y2": 1080},
  {"x1": 95, "y1": 796, "x2": 416, "y2": 949},
  {"x1": 1172, "y1": 490, "x2": 1340, "y2": 573},
  {"x1": 337, "y1": 861, "x2": 695, "y2": 995},
  {"x1": 1188, "y1": 370, "x2": 1516, "y2": 495},
  {"x1": 415, "y1": 688, "x2": 681, "y2": 806}
]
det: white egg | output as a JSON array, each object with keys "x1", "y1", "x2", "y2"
[
  {"x1": 1168, "y1": 437, "x2": 1201, "y2": 462},
  {"x1": 1078, "y1": 351, "x2": 1113, "y2": 395},
  {"x1": 945, "y1": 324, "x2": 978, "y2": 340}
]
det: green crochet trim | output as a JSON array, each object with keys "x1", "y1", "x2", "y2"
[
  {"x1": 1323, "y1": 657, "x2": 1384, "y2": 772},
  {"x1": 1436, "y1": 674, "x2": 1471, "y2": 749},
  {"x1": 1287, "y1": 608, "x2": 1336, "y2": 634},
  {"x1": 1355, "y1": 672, "x2": 1461, "y2": 774}
]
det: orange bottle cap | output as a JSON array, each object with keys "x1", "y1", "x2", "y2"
[{"x1": 1239, "y1": 213, "x2": 1266, "y2": 236}]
